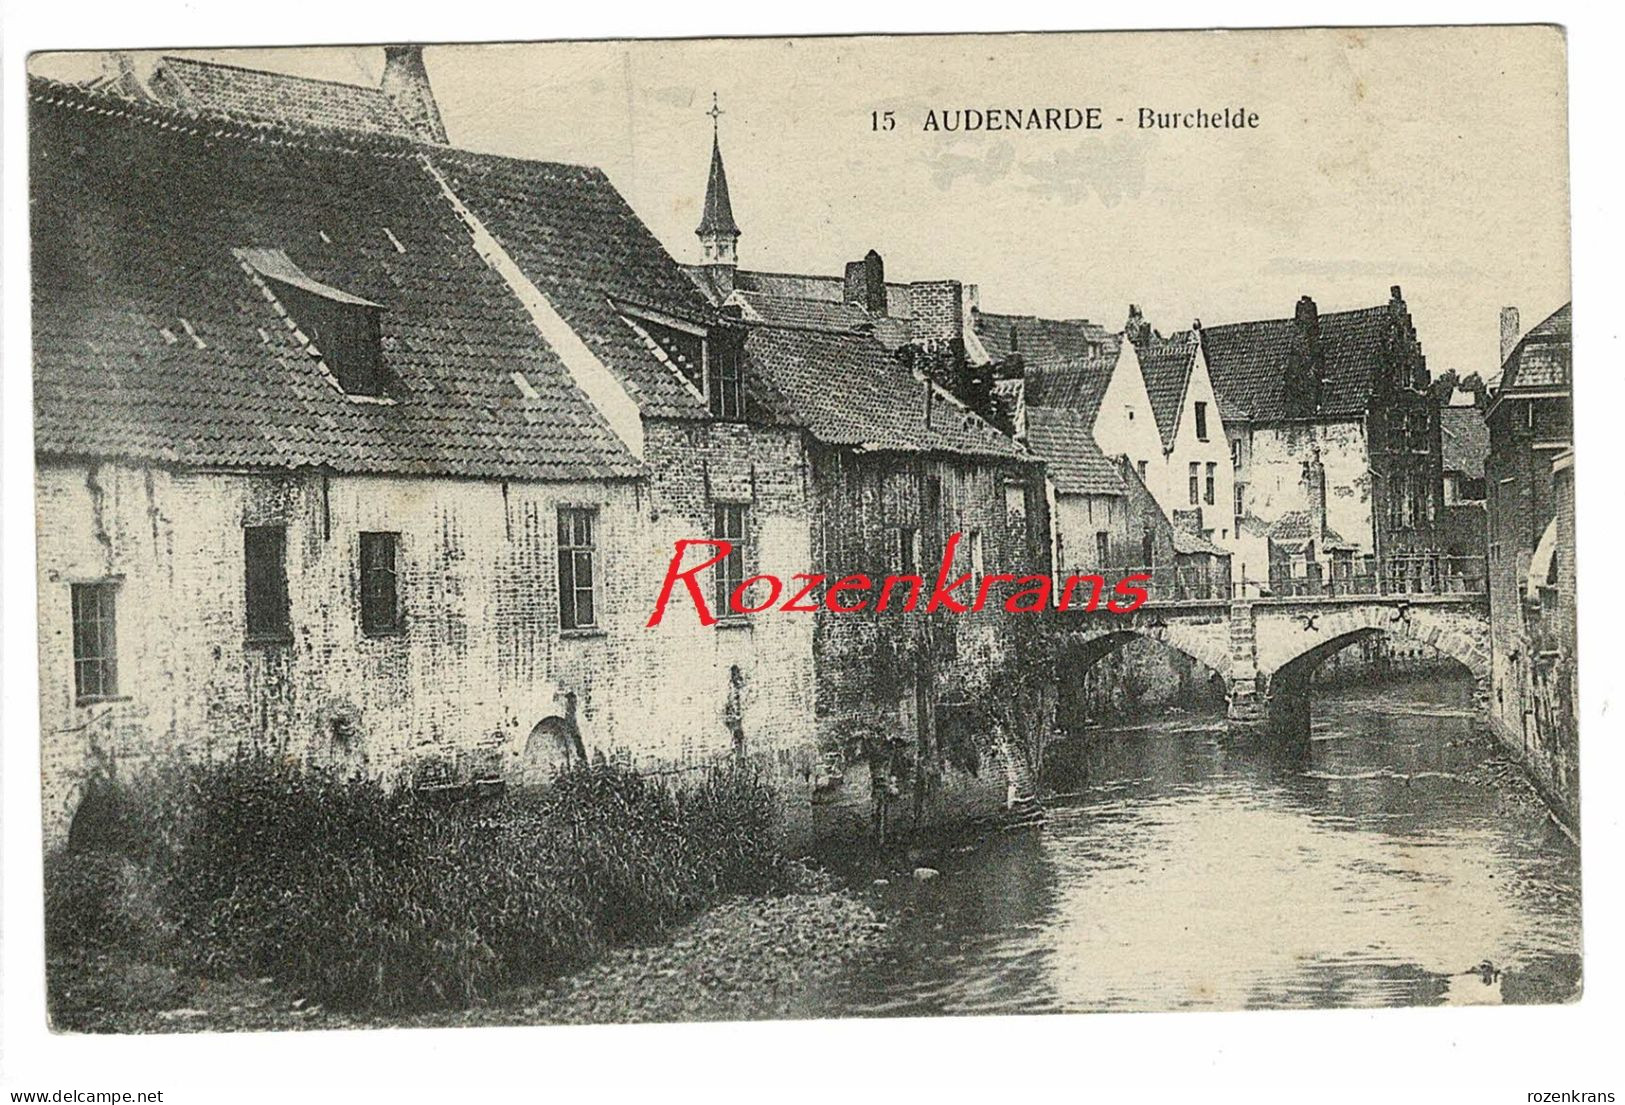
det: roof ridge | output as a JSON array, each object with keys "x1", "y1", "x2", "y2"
[
  {"x1": 159, "y1": 54, "x2": 386, "y2": 96},
  {"x1": 31, "y1": 75, "x2": 608, "y2": 179},
  {"x1": 1203, "y1": 302, "x2": 1389, "y2": 332},
  {"x1": 29, "y1": 74, "x2": 422, "y2": 158}
]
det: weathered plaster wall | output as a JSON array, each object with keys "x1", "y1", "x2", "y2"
[
  {"x1": 1154, "y1": 348, "x2": 1237, "y2": 545},
  {"x1": 805, "y1": 447, "x2": 1052, "y2": 841},
  {"x1": 37, "y1": 431, "x2": 820, "y2": 845},
  {"x1": 1243, "y1": 421, "x2": 1372, "y2": 556},
  {"x1": 1091, "y1": 342, "x2": 1163, "y2": 480}
]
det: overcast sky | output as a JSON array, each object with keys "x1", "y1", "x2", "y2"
[{"x1": 34, "y1": 27, "x2": 1570, "y2": 377}]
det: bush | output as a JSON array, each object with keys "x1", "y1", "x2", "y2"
[
  {"x1": 44, "y1": 852, "x2": 165, "y2": 956},
  {"x1": 140, "y1": 753, "x2": 793, "y2": 1012}
]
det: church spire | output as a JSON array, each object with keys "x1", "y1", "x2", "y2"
[{"x1": 696, "y1": 92, "x2": 740, "y2": 272}]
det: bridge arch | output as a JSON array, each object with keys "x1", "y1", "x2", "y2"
[{"x1": 1058, "y1": 614, "x2": 1233, "y2": 688}]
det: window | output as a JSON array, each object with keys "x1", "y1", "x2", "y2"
[
  {"x1": 1141, "y1": 531, "x2": 1155, "y2": 569},
  {"x1": 1137, "y1": 459, "x2": 1149, "y2": 483},
  {"x1": 1230, "y1": 437, "x2": 1242, "y2": 469},
  {"x1": 1004, "y1": 482, "x2": 1027, "y2": 520},
  {"x1": 709, "y1": 342, "x2": 745, "y2": 420},
  {"x1": 360, "y1": 532, "x2": 402, "y2": 635},
  {"x1": 244, "y1": 525, "x2": 290, "y2": 641},
  {"x1": 556, "y1": 508, "x2": 599, "y2": 630},
  {"x1": 1096, "y1": 531, "x2": 1111, "y2": 570},
  {"x1": 713, "y1": 503, "x2": 749, "y2": 616},
  {"x1": 71, "y1": 582, "x2": 118, "y2": 701},
  {"x1": 238, "y1": 249, "x2": 387, "y2": 398},
  {"x1": 969, "y1": 529, "x2": 986, "y2": 579},
  {"x1": 1234, "y1": 481, "x2": 1245, "y2": 521},
  {"x1": 1188, "y1": 462, "x2": 1200, "y2": 505},
  {"x1": 1205, "y1": 462, "x2": 1217, "y2": 506},
  {"x1": 888, "y1": 525, "x2": 919, "y2": 576},
  {"x1": 1194, "y1": 401, "x2": 1209, "y2": 441},
  {"x1": 1125, "y1": 405, "x2": 1135, "y2": 422}
]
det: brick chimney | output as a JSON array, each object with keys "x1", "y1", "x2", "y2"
[
  {"x1": 380, "y1": 45, "x2": 447, "y2": 144},
  {"x1": 1125, "y1": 304, "x2": 1152, "y2": 348},
  {"x1": 1500, "y1": 306, "x2": 1521, "y2": 366},
  {"x1": 101, "y1": 51, "x2": 138, "y2": 88},
  {"x1": 908, "y1": 280, "x2": 967, "y2": 344},
  {"x1": 844, "y1": 250, "x2": 887, "y2": 315},
  {"x1": 1294, "y1": 294, "x2": 1320, "y2": 336}
]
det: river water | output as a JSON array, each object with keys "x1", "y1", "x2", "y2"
[{"x1": 811, "y1": 676, "x2": 1581, "y2": 1016}]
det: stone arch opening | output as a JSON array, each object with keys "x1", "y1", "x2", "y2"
[
  {"x1": 1263, "y1": 623, "x2": 1484, "y2": 733},
  {"x1": 1057, "y1": 629, "x2": 1230, "y2": 728},
  {"x1": 516, "y1": 715, "x2": 585, "y2": 786}
]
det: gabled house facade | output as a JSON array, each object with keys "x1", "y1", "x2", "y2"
[
  {"x1": 1127, "y1": 310, "x2": 1238, "y2": 554},
  {"x1": 1201, "y1": 287, "x2": 1442, "y2": 594}
]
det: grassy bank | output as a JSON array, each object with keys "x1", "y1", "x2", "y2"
[{"x1": 47, "y1": 753, "x2": 813, "y2": 1028}]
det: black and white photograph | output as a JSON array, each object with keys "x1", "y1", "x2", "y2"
[{"x1": 1, "y1": 11, "x2": 1613, "y2": 1103}]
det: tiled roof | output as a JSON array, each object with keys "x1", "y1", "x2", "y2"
[
  {"x1": 1440, "y1": 405, "x2": 1489, "y2": 478},
  {"x1": 30, "y1": 78, "x2": 642, "y2": 482},
  {"x1": 1135, "y1": 334, "x2": 1198, "y2": 452},
  {"x1": 1020, "y1": 356, "x2": 1117, "y2": 424},
  {"x1": 1261, "y1": 510, "x2": 1352, "y2": 550},
  {"x1": 742, "y1": 324, "x2": 1027, "y2": 461},
  {"x1": 1498, "y1": 303, "x2": 1572, "y2": 394},
  {"x1": 1023, "y1": 406, "x2": 1126, "y2": 495},
  {"x1": 1201, "y1": 304, "x2": 1396, "y2": 422},
  {"x1": 1171, "y1": 529, "x2": 1227, "y2": 556},
  {"x1": 974, "y1": 311, "x2": 1118, "y2": 373},
  {"x1": 427, "y1": 147, "x2": 725, "y2": 421},
  {"x1": 147, "y1": 56, "x2": 422, "y2": 140},
  {"x1": 730, "y1": 291, "x2": 913, "y2": 349}
]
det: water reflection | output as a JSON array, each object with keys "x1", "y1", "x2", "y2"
[{"x1": 812, "y1": 677, "x2": 1580, "y2": 1017}]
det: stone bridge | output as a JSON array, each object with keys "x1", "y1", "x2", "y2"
[{"x1": 1055, "y1": 594, "x2": 1491, "y2": 727}]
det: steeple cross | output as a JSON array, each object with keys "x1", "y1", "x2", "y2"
[{"x1": 706, "y1": 92, "x2": 723, "y2": 136}]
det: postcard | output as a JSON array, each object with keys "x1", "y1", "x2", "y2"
[{"x1": 24, "y1": 26, "x2": 1575, "y2": 1034}]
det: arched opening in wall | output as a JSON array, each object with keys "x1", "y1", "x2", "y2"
[
  {"x1": 1055, "y1": 630, "x2": 1227, "y2": 732},
  {"x1": 1048, "y1": 630, "x2": 1230, "y2": 796},
  {"x1": 1266, "y1": 627, "x2": 1480, "y2": 740},
  {"x1": 516, "y1": 716, "x2": 585, "y2": 787}
]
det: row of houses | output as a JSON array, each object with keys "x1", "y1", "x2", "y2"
[
  {"x1": 32, "y1": 55, "x2": 1057, "y2": 846},
  {"x1": 1483, "y1": 304, "x2": 1577, "y2": 823},
  {"x1": 32, "y1": 49, "x2": 1478, "y2": 844}
]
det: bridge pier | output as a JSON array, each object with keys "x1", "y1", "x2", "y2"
[{"x1": 1225, "y1": 599, "x2": 1267, "y2": 725}]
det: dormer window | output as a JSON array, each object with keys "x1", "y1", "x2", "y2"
[
  {"x1": 619, "y1": 307, "x2": 747, "y2": 422},
  {"x1": 236, "y1": 248, "x2": 389, "y2": 399},
  {"x1": 633, "y1": 315, "x2": 705, "y2": 391}
]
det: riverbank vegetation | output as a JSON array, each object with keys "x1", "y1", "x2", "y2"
[{"x1": 46, "y1": 753, "x2": 817, "y2": 1028}]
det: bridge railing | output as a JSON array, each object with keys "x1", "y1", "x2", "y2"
[
  {"x1": 1229, "y1": 555, "x2": 1488, "y2": 601},
  {"x1": 1109, "y1": 563, "x2": 1229, "y2": 604}
]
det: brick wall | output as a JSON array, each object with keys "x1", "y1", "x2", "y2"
[
  {"x1": 1484, "y1": 393, "x2": 1578, "y2": 827},
  {"x1": 804, "y1": 445, "x2": 1051, "y2": 840},
  {"x1": 907, "y1": 281, "x2": 966, "y2": 344}
]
